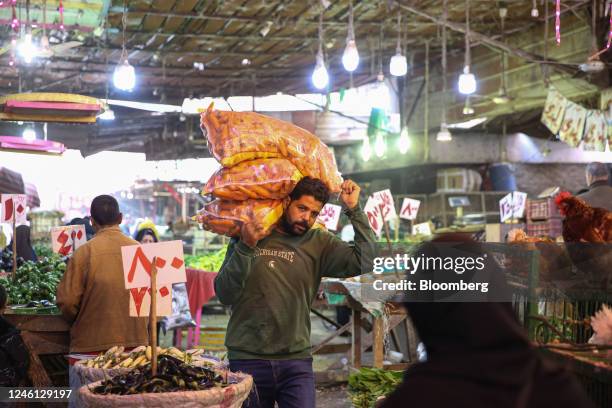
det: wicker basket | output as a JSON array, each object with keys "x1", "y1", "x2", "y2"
[
  {"x1": 73, "y1": 356, "x2": 223, "y2": 385},
  {"x1": 78, "y1": 372, "x2": 253, "y2": 408}
]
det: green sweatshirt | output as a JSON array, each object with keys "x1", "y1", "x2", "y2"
[{"x1": 214, "y1": 206, "x2": 375, "y2": 360}]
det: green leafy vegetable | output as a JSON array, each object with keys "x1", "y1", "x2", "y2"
[
  {"x1": 347, "y1": 368, "x2": 403, "y2": 408},
  {"x1": 184, "y1": 247, "x2": 228, "y2": 272}
]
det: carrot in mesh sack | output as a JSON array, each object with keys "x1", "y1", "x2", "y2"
[
  {"x1": 195, "y1": 199, "x2": 284, "y2": 237},
  {"x1": 203, "y1": 158, "x2": 303, "y2": 201},
  {"x1": 200, "y1": 104, "x2": 342, "y2": 192}
]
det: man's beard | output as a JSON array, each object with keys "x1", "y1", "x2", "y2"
[{"x1": 280, "y1": 214, "x2": 310, "y2": 236}]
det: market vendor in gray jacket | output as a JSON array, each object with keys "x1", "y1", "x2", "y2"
[{"x1": 215, "y1": 177, "x2": 375, "y2": 408}]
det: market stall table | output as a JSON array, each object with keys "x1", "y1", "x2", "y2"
[
  {"x1": 314, "y1": 279, "x2": 415, "y2": 371},
  {"x1": 174, "y1": 268, "x2": 217, "y2": 348},
  {"x1": 3, "y1": 309, "x2": 70, "y2": 387}
]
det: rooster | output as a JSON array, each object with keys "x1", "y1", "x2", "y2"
[
  {"x1": 554, "y1": 192, "x2": 612, "y2": 243},
  {"x1": 588, "y1": 304, "x2": 612, "y2": 357}
]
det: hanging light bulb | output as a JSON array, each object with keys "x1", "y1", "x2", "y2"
[
  {"x1": 436, "y1": 122, "x2": 452, "y2": 142},
  {"x1": 22, "y1": 127, "x2": 36, "y2": 141},
  {"x1": 390, "y1": 53, "x2": 408, "y2": 77},
  {"x1": 113, "y1": 59, "x2": 136, "y2": 91},
  {"x1": 342, "y1": 1, "x2": 359, "y2": 72},
  {"x1": 390, "y1": 13, "x2": 408, "y2": 76},
  {"x1": 374, "y1": 132, "x2": 386, "y2": 157},
  {"x1": 458, "y1": 0, "x2": 476, "y2": 95},
  {"x1": 18, "y1": 31, "x2": 38, "y2": 64},
  {"x1": 361, "y1": 136, "x2": 371, "y2": 161},
  {"x1": 113, "y1": 0, "x2": 136, "y2": 91},
  {"x1": 312, "y1": 49, "x2": 329, "y2": 90},
  {"x1": 458, "y1": 66, "x2": 476, "y2": 95},
  {"x1": 398, "y1": 128, "x2": 410, "y2": 154},
  {"x1": 312, "y1": 13, "x2": 329, "y2": 89},
  {"x1": 342, "y1": 40, "x2": 359, "y2": 72},
  {"x1": 531, "y1": 0, "x2": 539, "y2": 18}
]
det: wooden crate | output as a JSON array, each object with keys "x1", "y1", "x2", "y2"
[
  {"x1": 526, "y1": 219, "x2": 563, "y2": 239},
  {"x1": 200, "y1": 327, "x2": 226, "y2": 352},
  {"x1": 527, "y1": 198, "x2": 561, "y2": 221}
]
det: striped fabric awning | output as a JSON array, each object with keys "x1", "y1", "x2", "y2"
[
  {"x1": 0, "y1": 167, "x2": 24, "y2": 195},
  {"x1": 0, "y1": 168, "x2": 40, "y2": 209}
]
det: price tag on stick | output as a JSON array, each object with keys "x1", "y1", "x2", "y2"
[
  {"x1": 51, "y1": 225, "x2": 86, "y2": 256},
  {"x1": 317, "y1": 204, "x2": 342, "y2": 231},
  {"x1": 399, "y1": 198, "x2": 421, "y2": 221},
  {"x1": 1, "y1": 194, "x2": 27, "y2": 225},
  {"x1": 121, "y1": 240, "x2": 187, "y2": 289}
]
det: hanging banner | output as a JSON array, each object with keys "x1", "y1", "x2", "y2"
[
  {"x1": 316, "y1": 204, "x2": 342, "y2": 231},
  {"x1": 399, "y1": 198, "x2": 421, "y2": 221},
  {"x1": 541, "y1": 87, "x2": 567, "y2": 134},
  {"x1": 559, "y1": 101, "x2": 586, "y2": 148},
  {"x1": 51, "y1": 225, "x2": 86, "y2": 256},
  {"x1": 1, "y1": 194, "x2": 27, "y2": 225},
  {"x1": 583, "y1": 110, "x2": 607, "y2": 152},
  {"x1": 600, "y1": 88, "x2": 612, "y2": 149}
]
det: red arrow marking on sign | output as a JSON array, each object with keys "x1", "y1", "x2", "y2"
[
  {"x1": 16, "y1": 204, "x2": 24, "y2": 214},
  {"x1": 160, "y1": 286, "x2": 169, "y2": 297},
  {"x1": 127, "y1": 247, "x2": 152, "y2": 283},
  {"x1": 76, "y1": 230, "x2": 83, "y2": 240}
]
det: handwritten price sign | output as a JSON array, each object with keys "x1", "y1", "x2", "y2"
[
  {"x1": 399, "y1": 198, "x2": 421, "y2": 221},
  {"x1": 129, "y1": 285, "x2": 172, "y2": 317},
  {"x1": 121, "y1": 240, "x2": 186, "y2": 289},
  {"x1": 412, "y1": 222, "x2": 432, "y2": 236},
  {"x1": 51, "y1": 225, "x2": 86, "y2": 256},
  {"x1": 499, "y1": 192, "x2": 527, "y2": 223},
  {"x1": 1, "y1": 194, "x2": 27, "y2": 225},
  {"x1": 364, "y1": 197, "x2": 384, "y2": 237},
  {"x1": 370, "y1": 189, "x2": 397, "y2": 222},
  {"x1": 317, "y1": 204, "x2": 342, "y2": 231}
]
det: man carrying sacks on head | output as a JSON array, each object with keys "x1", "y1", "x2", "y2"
[{"x1": 215, "y1": 177, "x2": 375, "y2": 408}]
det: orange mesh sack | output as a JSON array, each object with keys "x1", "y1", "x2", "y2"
[
  {"x1": 196, "y1": 199, "x2": 283, "y2": 237},
  {"x1": 203, "y1": 158, "x2": 303, "y2": 200},
  {"x1": 200, "y1": 105, "x2": 342, "y2": 192}
]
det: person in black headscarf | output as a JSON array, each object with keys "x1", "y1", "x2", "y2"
[
  {"x1": 6, "y1": 225, "x2": 37, "y2": 263},
  {"x1": 0, "y1": 284, "x2": 29, "y2": 387},
  {"x1": 381, "y1": 233, "x2": 595, "y2": 408}
]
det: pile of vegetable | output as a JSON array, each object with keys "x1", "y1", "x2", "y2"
[
  {"x1": 348, "y1": 368, "x2": 403, "y2": 408},
  {"x1": 0, "y1": 254, "x2": 66, "y2": 305},
  {"x1": 92, "y1": 354, "x2": 231, "y2": 395},
  {"x1": 0, "y1": 249, "x2": 25, "y2": 272},
  {"x1": 84, "y1": 345, "x2": 207, "y2": 369},
  {"x1": 185, "y1": 246, "x2": 227, "y2": 272}
]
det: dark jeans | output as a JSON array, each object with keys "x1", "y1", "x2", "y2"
[{"x1": 229, "y1": 358, "x2": 315, "y2": 408}]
